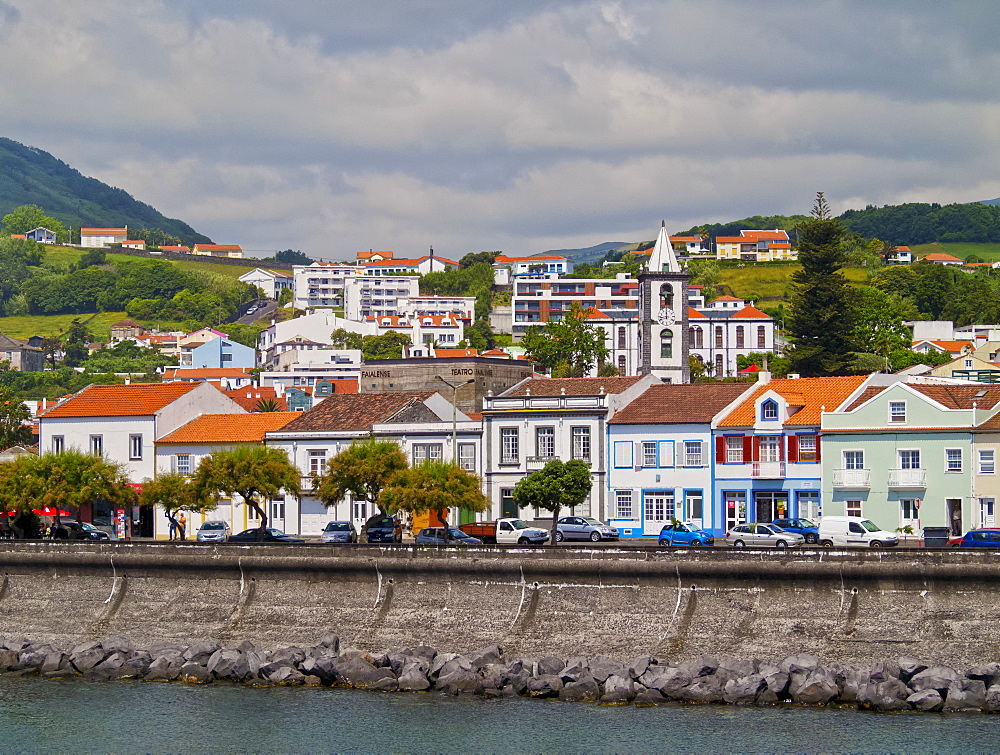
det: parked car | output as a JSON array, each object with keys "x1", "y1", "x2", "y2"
[
  {"x1": 54, "y1": 521, "x2": 111, "y2": 541},
  {"x1": 228, "y1": 528, "x2": 304, "y2": 543},
  {"x1": 555, "y1": 516, "x2": 619, "y2": 542},
  {"x1": 947, "y1": 529, "x2": 1000, "y2": 548},
  {"x1": 771, "y1": 518, "x2": 819, "y2": 544},
  {"x1": 365, "y1": 516, "x2": 401, "y2": 544},
  {"x1": 459, "y1": 518, "x2": 549, "y2": 545},
  {"x1": 414, "y1": 527, "x2": 482, "y2": 545},
  {"x1": 658, "y1": 522, "x2": 715, "y2": 547},
  {"x1": 321, "y1": 521, "x2": 358, "y2": 543},
  {"x1": 724, "y1": 523, "x2": 805, "y2": 548},
  {"x1": 817, "y1": 516, "x2": 898, "y2": 548},
  {"x1": 196, "y1": 520, "x2": 231, "y2": 543}
]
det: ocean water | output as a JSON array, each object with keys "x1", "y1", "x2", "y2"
[{"x1": 0, "y1": 674, "x2": 992, "y2": 754}]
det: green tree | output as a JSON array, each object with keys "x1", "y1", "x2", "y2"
[
  {"x1": 76, "y1": 248, "x2": 107, "y2": 269},
  {"x1": 139, "y1": 471, "x2": 216, "y2": 540},
  {"x1": 329, "y1": 328, "x2": 364, "y2": 350},
  {"x1": 0, "y1": 389, "x2": 34, "y2": 449},
  {"x1": 272, "y1": 249, "x2": 314, "y2": 265},
  {"x1": 0, "y1": 451, "x2": 135, "y2": 538},
  {"x1": 785, "y1": 193, "x2": 855, "y2": 377},
  {"x1": 735, "y1": 352, "x2": 792, "y2": 378},
  {"x1": 313, "y1": 438, "x2": 408, "y2": 540},
  {"x1": 379, "y1": 460, "x2": 489, "y2": 540},
  {"x1": 132, "y1": 228, "x2": 182, "y2": 248},
  {"x1": 277, "y1": 287, "x2": 294, "y2": 306},
  {"x1": 62, "y1": 319, "x2": 92, "y2": 367},
  {"x1": 219, "y1": 323, "x2": 262, "y2": 348},
  {"x1": 2, "y1": 204, "x2": 68, "y2": 241},
  {"x1": 253, "y1": 398, "x2": 282, "y2": 412},
  {"x1": 459, "y1": 251, "x2": 499, "y2": 268},
  {"x1": 513, "y1": 459, "x2": 592, "y2": 544},
  {"x1": 520, "y1": 302, "x2": 609, "y2": 377},
  {"x1": 192, "y1": 446, "x2": 300, "y2": 540},
  {"x1": 871, "y1": 265, "x2": 918, "y2": 300},
  {"x1": 848, "y1": 287, "x2": 915, "y2": 359},
  {"x1": 686, "y1": 260, "x2": 723, "y2": 292},
  {"x1": 361, "y1": 331, "x2": 411, "y2": 360}
]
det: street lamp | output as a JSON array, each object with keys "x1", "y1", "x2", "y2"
[{"x1": 435, "y1": 375, "x2": 475, "y2": 462}]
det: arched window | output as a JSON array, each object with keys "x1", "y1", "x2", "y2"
[
  {"x1": 660, "y1": 285, "x2": 674, "y2": 309},
  {"x1": 757, "y1": 325, "x2": 766, "y2": 348},
  {"x1": 660, "y1": 329, "x2": 673, "y2": 359},
  {"x1": 715, "y1": 326, "x2": 724, "y2": 348},
  {"x1": 617, "y1": 355, "x2": 627, "y2": 376},
  {"x1": 736, "y1": 325, "x2": 745, "y2": 348},
  {"x1": 715, "y1": 354, "x2": 724, "y2": 376},
  {"x1": 617, "y1": 327, "x2": 626, "y2": 349}
]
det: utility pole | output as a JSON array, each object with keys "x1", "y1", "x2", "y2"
[{"x1": 435, "y1": 375, "x2": 475, "y2": 462}]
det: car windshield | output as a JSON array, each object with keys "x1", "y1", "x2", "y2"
[
  {"x1": 447, "y1": 529, "x2": 469, "y2": 538},
  {"x1": 510, "y1": 520, "x2": 530, "y2": 529},
  {"x1": 860, "y1": 520, "x2": 881, "y2": 532},
  {"x1": 267, "y1": 529, "x2": 286, "y2": 537},
  {"x1": 677, "y1": 523, "x2": 694, "y2": 532},
  {"x1": 799, "y1": 519, "x2": 816, "y2": 528},
  {"x1": 325, "y1": 523, "x2": 350, "y2": 531},
  {"x1": 584, "y1": 518, "x2": 602, "y2": 526},
  {"x1": 201, "y1": 522, "x2": 224, "y2": 530},
  {"x1": 80, "y1": 523, "x2": 96, "y2": 530}
]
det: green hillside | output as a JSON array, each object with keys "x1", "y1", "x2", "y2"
[{"x1": 0, "y1": 137, "x2": 211, "y2": 245}]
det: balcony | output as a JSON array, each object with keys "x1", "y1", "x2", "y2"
[
  {"x1": 888, "y1": 468, "x2": 927, "y2": 490},
  {"x1": 527, "y1": 455, "x2": 556, "y2": 469},
  {"x1": 832, "y1": 469, "x2": 871, "y2": 490},
  {"x1": 751, "y1": 461, "x2": 785, "y2": 479}
]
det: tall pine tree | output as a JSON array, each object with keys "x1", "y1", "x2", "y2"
[{"x1": 786, "y1": 193, "x2": 854, "y2": 377}]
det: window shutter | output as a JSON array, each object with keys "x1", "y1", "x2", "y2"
[
  {"x1": 815, "y1": 436, "x2": 821, "y2": 462},
  {"x1": 716, "y1": 437, "x2": 726, "y2": 463},
  {"x1": 658, "y1": 441, "x2": 674, "y2": 467},
  {"x1": 614, "y1": 441, "x2": 633, "y2": 468},
  {"x1": 787, "y1": 435, "x2": 798, "y2": 463},
  {"x1": 748, "y1": 435, "x2": 757, "y2": 462}
]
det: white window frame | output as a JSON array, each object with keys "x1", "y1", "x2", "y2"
[
  {"x1": 797, "y1": 435, "x2": 817, "y2": 462},
  {"x1": 615, "y1": 490, "x2": 633, "y2": 519},
  {"x1": 726, "y1": 436, "x2": 743, "y2": 463},
  {"x1": 945, "y1": 448, "x2": 962, "y2": 473},
  {"x1": 129, "y1": 434, "x2": 142, "y2": 461},
  {"x1": 173, "y1": 454, "x2": 192, "y2": 476},
  {"x1": 458, "y1": 443, "x2": 476, "y2": 472},
  {"x1": 308, "y1": 449, "x2": 327, "y2": 477},
  {"x1": 888, "y1": 401, "x2": 906, "y2": 423},
  {"x1": 846, "y1": 499, "x2": 863, "y2": 518},
  {"x1": 759, "y1": 435, "x2": 781, "y2": 463},
  {"x1": 843, "y1": 449, "x2": 864, "y2": 469},
  {"x1": 535, "y1": 427, "x2": 555, "y2": 458},
  {"x1": 500, "y1": 428, "x2": 519, "y2": 464},
  {"x1": 613, "y1": 440, "x2": 633, "y2": 468},
  {"x1": 761, "y1": 401, "x2": 778, "y2": 421},
  {"x1": 899, "y1": 449, "x2": 921, "y2": 469},
  {"x1": 412, "y1": 443, "x2": 443, "y2": 465},
  {"x1": 642, "y1": 441, "x2": 657, "y2": 468},
  {"x1": 51, "y1": 435, "x2": 64, "y2": 453},
  {"x1": 979, "y1": 449, "x2": 995, "y2": 475},
  {"x1": 684, "y1": 440, "x2": 703, "y2": 467},
  {"x1": 571, "y1": 426, "x2": 591, "y2": 462},
  {"x1": 90, "y1": 435, "x2": 103, "y2": 456},
  {"x1": 657, "y1": 440, "x2": 675, "y2": 468}
]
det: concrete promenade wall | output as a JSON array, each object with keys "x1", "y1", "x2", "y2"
[{"x1": 0, "y1": 543, "x2": 997, "y2": 667}]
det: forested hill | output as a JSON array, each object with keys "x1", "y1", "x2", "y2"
[
  {"x1": 839, "y1": 202, "x2": 1000, "y2": 245},
  {"x1": 0, "y1": 137, "x2": 211, "y2": 245}
]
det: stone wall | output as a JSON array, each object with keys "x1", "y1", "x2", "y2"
[{"x1": 0, "y1": 543, "x2": 996, "y2": 667}]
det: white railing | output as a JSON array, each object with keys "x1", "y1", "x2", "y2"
[
  {"x1": 751, "y1": 461, "x2": 785, "y2": 479},
  {"x1": 887, "y1": 468, "x2": 927, "y2": 489},
  {"x1": 832, "y1": 469, "x2": 871, "y2": 489}
]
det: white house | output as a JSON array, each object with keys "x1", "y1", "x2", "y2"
[
  {"x1": 81, "y1": 227, "x2": 127, "y2": 247},
  {"x1": 239, "y1": 268, "x2": 295, "y2": 300},
  {"x1": 689, "y1": 296, "x2": 776, "y2": 378},
  {"x1": 492, "y1": 255, "x2": 572, "y2": 285},
  {"x1": 25, "y1": 227, "x2": 56, "y2": 243},
  {"x1": 258, "y1": 310, "x2": 376, "y2": 368},
  {"x1": 481, "y1": 375, "x2": 657, "y2": 522},
  {"x1": 606, "y1": 383, "x2": 755, "y2": 537}
]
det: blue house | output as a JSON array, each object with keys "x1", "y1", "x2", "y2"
[
  {"x1": 190, "y1": 337, "x2": 255, "y2": 369},
  {"x1": 25, "y1": 227, "x2": 56, "y2": 244}
]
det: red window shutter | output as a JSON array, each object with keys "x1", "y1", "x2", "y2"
[
  {"x1": 744, "y1": 435, "x2": 754, "y2": 463},
  {"x1": 815, "y1": 436, "x2": 821, "y2": 463},
  {"x1": 787, "y1": 435, "x2": 798, "y2": 463},
  {"x1": 716, "y1": 436, "x2": 726, "y2": 463}
]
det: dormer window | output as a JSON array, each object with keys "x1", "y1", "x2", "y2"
[{"x1": 761, "y1": 399, "x2": 779, "y2": 421}]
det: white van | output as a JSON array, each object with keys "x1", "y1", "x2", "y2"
[{"x1": 818, "y1": 516, "x2": 899, "y2": 548}]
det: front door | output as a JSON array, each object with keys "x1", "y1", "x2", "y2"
[
  {"x1": 980, "y1": 498, "x2": 996, "y2": 528},
  {"x1": 948, "y1": 498, "x2": 963, "y2": 536},
  {"x1": 725, "y1": 492, "x2": 747, "y2": 532},
  {"x1": 900, "y1": 499, "x2": 919, "y2": 531},
  {"x1": 754, "y1": 491, "x2": 788, "y2": 524},
  {"x1": 643, "y1": 490, "x2": 674, "y2": 536}
]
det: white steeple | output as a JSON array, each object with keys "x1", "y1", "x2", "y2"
[{"x1": 646, "y1": 220, "x2": 681, "y2": 273}]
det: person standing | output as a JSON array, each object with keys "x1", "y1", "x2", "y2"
[
  {"x1": 167, "y1": 512, "x2": 178, "y2": 541},
  {"x1": 178, "y1": 512, "x2": 187, "y2": 541}
]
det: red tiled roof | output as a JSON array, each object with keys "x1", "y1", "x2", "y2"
[
  {"x1": 731, "y1": 305, "x2": 772, "y2": 319},
  {"x1": 162, "y1": 368, "x2": 252, "y2": 380},
  {"x1": 224, "y1": 387, "x2": 287, "y2": 411},
  {"x1": 504, "y1": 376, "x2": 646, "y2": 397},
  {"x1": 158, "y1": 246, "x2": 191, "y2": 252},
  {"x1": 81, "y1": 228, "x2": 127, "y2": 234},
  {"x1": 193, "y1": 244, "x2": 243, "y2": 252},
  {"x1": 433, "y1": 349, "x2": 479, "y2": 358},
  {"x1": 494, "y1": 255, "x2": 567, "y2": 263},
  {"x1": 740, "y1": 230, "x2": 789, "y2": 240},
  {"x1": 610, "y1": 383, "x2": 752, "y2": 424},
  {"x1": 275, "y1": 392, "x2": 436, "y2": 432},
  {"x1": 688, "y1": 307, "x2": 707, "y2": 319},
  {"x1": 157, "y1": 412, "x2": 300, "y2": 444},
  {"x1": 923, "y1": 253, "x2": 963, "y2": 262},
  {"x1": 718, "y1": 376, "x2": 867, "y2": 427},
  {"x1": 40, "y1": 382, "x2": 202, "y2": 418},
  {"x1": 709, "y1": 295, "x2": 743, "y2": 302}
]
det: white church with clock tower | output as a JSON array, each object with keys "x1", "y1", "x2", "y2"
[{"x1": 638, "y1": 221, "x2": 690, "y2": 383}]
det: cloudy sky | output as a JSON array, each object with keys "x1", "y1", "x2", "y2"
[{"x1": 1, "y1": 1, "x2": 998, "y2": 260}]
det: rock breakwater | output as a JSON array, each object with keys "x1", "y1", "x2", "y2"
[{"x1": 3, "y1": 635, "x2": 1000, "y2": 713}]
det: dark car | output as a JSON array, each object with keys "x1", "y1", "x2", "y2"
[
  {"x1": 53, "y1": 521, "x2": 111, "y2": 541},
  {"x1": 321, "y1": 521, "x2": 358, "y2": 543},
  {"x1": 771, "y1": 517, "x2": 819, "y2": 544},
  {"x1": 227, "y1": 528, "x2": 305, "y2": 543},
  {"x1": 947, "y1": 529, "x2": 1000, "y2": 548},
  {"x1": 365, "y1": 516, "x2": 402, "y2": 544},
  {"x1": 414, "y1": 527, "x2": 482, "y2": 545}
]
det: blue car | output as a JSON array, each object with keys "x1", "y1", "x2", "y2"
[
  {"x1": 771, "y1": 518, "x2": 819, "y2": 544},
  {"x1": 948, "y1": 529, "x2": 1000, "y2": 547},
  {"x1": 658, "y1": 522, "x2": 714, "y2": 547}
]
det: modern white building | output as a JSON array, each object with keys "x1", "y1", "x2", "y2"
[
  {"x1": 511, "y1": 273, "x2": 639, "y2": 339},
  {"x1": 343, "y1": 275, "x2": 421, "y2": 321},
  {"x1": 239, "y1": 268, "x2": 295, "y2": 300},
  {"x1": 80, "y1": 227, "x2": 127, "y2": 247},
  {"x1": 259, "y1": 310, "x2": 375, "y2": 368},
  {"x1": 493, "y1": 255, "x2": 572, "y2": 285}
]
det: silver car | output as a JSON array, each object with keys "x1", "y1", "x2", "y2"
[
  {"x1": 321, "y1": 520, "x2": 357, "y2": 543},
  {"x1": 196, "y1": 520, "x2": 231, "y2": 543},
  {"x1": 724, "y1": 523, "x2": 805, "y2": 549},
  {"x1": 555, "y1": 516, "x2": 620, "y2": 542}
]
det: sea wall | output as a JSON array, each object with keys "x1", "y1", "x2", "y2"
[{"x1": 0, "y1": 542, "x2": 998, "y2": 668}]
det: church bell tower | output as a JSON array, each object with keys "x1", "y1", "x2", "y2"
[{"x1": 638, "y1": 221, "x2": 690, "y2": 383}]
